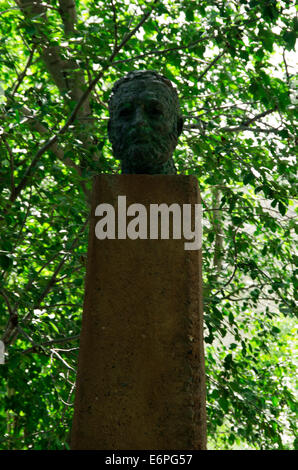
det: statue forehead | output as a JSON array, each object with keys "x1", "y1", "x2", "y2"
[{"x1": 111, "y1": 79, "x2": 176, "y2": 107}]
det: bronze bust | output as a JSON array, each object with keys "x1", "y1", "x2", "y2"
[{"x1": 108, "y1": 70, "x2": 183, "y2": 174}]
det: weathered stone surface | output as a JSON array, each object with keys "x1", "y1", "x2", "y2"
[{"x1": 71, "y1": 175, "x2": 206, "y2": 450}]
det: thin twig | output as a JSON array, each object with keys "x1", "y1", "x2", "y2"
[
  {"x1": 110, "y1": 0, "x2": 118, "y2": 53},
  {"x1": 12, "y1": 46, "x2": 35, "y2": 96},
  {"x1": 184, "y1": 124, "x2": 281, "y2": 134},
  {"x1": 282, "y1": 49, "x2": 290, "y2": 84},
  {"x1": 1, "y1": 136, "x2": 16, "y2": 199},
  {"x1": 197, "y1": 49, "x2": 226, "y2": 82},
  {"x1": 51, "y1": 349, "x2": 76, "y2": 372},
  {"x1": 0, "y1": 288, "x2": 15, "y2": 318},
  {"x1": 112, "y1": 35, "x2": 214, "y2": 66},
  {"x1": 20, "y1": 334, "x2": 80, "y2": 354},
  {"x1": 241, "y1": 106, "x2": 278, "y2": 127}
]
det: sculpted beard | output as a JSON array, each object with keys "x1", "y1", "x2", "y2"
[{"x1": 111, "y1": 125, "x2": 178, "y2": 172}]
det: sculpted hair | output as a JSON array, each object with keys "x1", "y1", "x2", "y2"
[{"x1": 108, "y1": 70, "x2": 182, "y2": 119}]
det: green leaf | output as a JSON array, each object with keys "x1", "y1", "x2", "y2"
[
  {"x1": 49, "y1": 322, "x2": 59, "y2": 334},
  {"x1": 278, "y1": 201, "x2": 287, "y2": 216},
  {"x1": 283, "y1": 30, "x2": 297, "y2": 51},
  {"x1": 0, "y1": 254, "x2": 12, "y2": 270},
  {"x1": 259, "y1": 29, "x2": 274, "y2": 52},
  {"x1": 243, "y1": 171, "x2": 255, "y2": 185},
  {"x1": 271, "y1": 396, "x2": 279, "y2": 407},
  {"x1": 219, "y1": 397, "x2": 229, "y2": 413},
  {"x1": 185, "y1": 7, "x2": 194, "y2": 22}
]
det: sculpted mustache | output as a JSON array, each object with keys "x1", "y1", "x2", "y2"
[
  {"x1": 118, "y1": 132, "x2": 176, "y2": 145},
  {"x1": 127, "y1": 131, "x2": 154, "y2": 141},
  {"x1": 117, "y1": 136, "x2": 162, "y2": 148},
  {"x1": 114, "y1": 132, "x2": 177, "y2": 153},
  {"x1": 117, "y1": 140, "x2": 170, "y2": 154}
]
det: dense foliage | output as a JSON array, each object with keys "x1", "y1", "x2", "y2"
[{"x1": 0, "y1": 0, "x2": 297, "y2": 450}]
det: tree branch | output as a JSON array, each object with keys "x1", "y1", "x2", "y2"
[
  {"x1": 112, "y1": 34, "x2": 214, "y2": 66},
  {"x1": 0, "y1": 288, "x2": 15, "y2": 318},
  {"x1": 1, "y1": 136, "x2": 16, "y2": 199},
  {"x1": 241, "y1": 106, "x2": 278, "y2": 127},
  {"x1": 220, "y1": 125, "x2": 281, "y2": 134},
  {"x1": 2, "y1": 100, "x2": 90, "y2": 202},
  {"x1": 110, "y1": 0, "x2": 118, "y2": 53},
  {"x1": 7, "y1": 1, "x2": 159, "y2": 208},
  {"x1": 17, "y1": 0, "x2": 69, "y2": 93},
  {"x1": 282, "y1": 49, "x2": 290, "y2": 84},
  {"x1": 22, "y1": 216, "x2": 89, "y2": 326},
  {"x1": 197, "y1": 50, "x2": 226, "y2": 82},
  {"x1": 0, "y1": 288, "x2": 18, "y2": 345},
  {"x1": 51, "y1": 349, "x2": 76, "y2": 372},
  {"x1": 212, "y1": 188, "x2": 224, "y2": 273},
  {"x1": 184, "y1": 124, "x2": 281, "y2": 134},
  {"x1": 58, "y1": 0, "x2": 77, "y2": 36},
  {"x1": 20, "y1": 334, "x2": 80, "y2": 354}
]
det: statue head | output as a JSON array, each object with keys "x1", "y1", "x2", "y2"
[{"x1": 107, "y1": 70, "x2": 183, "y2": 174}]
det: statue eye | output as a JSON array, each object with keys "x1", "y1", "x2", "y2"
[
  {"x1": 119, "y1": 105, "x2": 133, "y2": 117},
  {"x1": 148, "y1": 105, "x2": 163, "y2": 116}
]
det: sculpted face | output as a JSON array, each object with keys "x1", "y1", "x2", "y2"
[{"x1": 108, "y1": 74, "x2": 183, "y2": 174}]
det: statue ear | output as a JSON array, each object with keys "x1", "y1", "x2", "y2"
[{"x1": 177, "y1": 115, "x2": 184, "y2": 136}]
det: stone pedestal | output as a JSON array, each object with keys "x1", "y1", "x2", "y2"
[{"x1": 71, "y1": 175, "x2": 206, "y2": 450}]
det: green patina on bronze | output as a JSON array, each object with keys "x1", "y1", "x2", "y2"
[{"x1": 108, "y1": 70, "x2": 183, "y2": 174}]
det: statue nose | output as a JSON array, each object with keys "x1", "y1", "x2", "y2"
[{"x1": 133, "y1": 107, "x2": 146, "y2": 127}]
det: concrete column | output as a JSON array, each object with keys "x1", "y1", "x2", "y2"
[{"x1": 71, "y1": 175, "x2": 207, "y2": 450}]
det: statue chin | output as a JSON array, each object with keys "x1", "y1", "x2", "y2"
[
  {"x1": 117, "y1": 137, "x2": 177, "y2": 169},
  {"x1": 113, "y1": 143, "x2": 168, "y2": 172}
]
